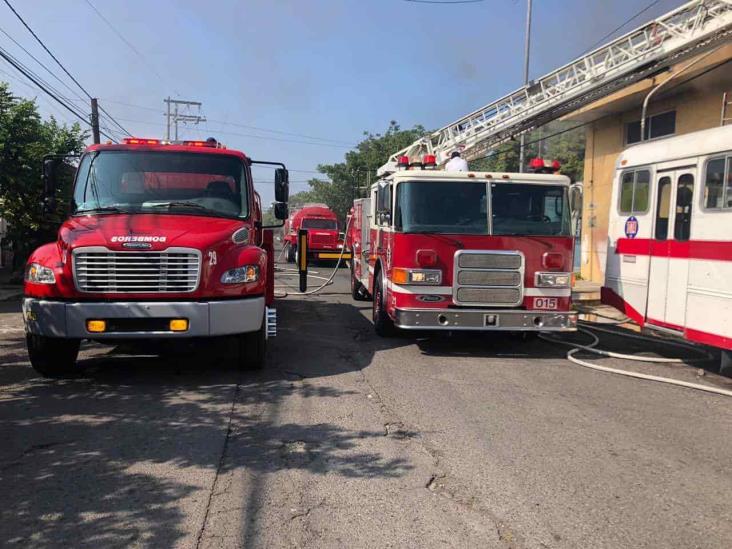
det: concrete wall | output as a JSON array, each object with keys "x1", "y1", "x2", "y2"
[{"x1": 576, "y1": 46, "x2": 732, "y2": 283}]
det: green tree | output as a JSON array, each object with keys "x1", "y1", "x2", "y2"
[
  {"x1": 291, "y1": 121, "x2": 428, "y2": 222},
  {"x1": 469, "y1": 122, "x2": 585, "y2": 182},
  {"x1": 0, "y1": 82, "x2": 88, "y2": 272}
]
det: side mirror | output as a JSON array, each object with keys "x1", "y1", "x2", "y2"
[
  {"x1": 569, "y1": 183, "x2": 583, "y2": 216},
  {"x1": 275, "y1": 168, "x2": 289, "y2": 203},
  {"x1": 42, "y1": 158, "x2": 59, "y2": 198},
  {"x1": 274, "y1": 202, "x2": 288, "y2": 220},
  {"x1": 569, "y1": 183, "x2": 583, "y2": 235}
]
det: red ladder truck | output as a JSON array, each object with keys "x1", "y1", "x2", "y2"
[{"x1": 348, "y1": 156, "x2": 581, "y2": 336}]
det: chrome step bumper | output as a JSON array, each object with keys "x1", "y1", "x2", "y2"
[{"x1": 394, "y1": 308, "x2": 577, "y2": 331}]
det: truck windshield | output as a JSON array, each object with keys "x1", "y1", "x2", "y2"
[
  {"x1": 491, "y1": 183, "x2": 571, "y2": 236},
  {"x1": 301, "y1": 218, "x2": 337, "y2": 230},
  {"x1": 72, "y1": 151, "x2": 248, "y2": 219},
  {"x1": 394, "y1": 180, "x2": 570, "y2": 236},
  {"x1": 395, "y1": 181, "x2": 489, "y2": 234}
]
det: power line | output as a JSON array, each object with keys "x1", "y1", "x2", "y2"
[
  {"x1": 111, "y1": 115, "x2": 354, "y2": 149},
  {"x1": 581, "y1": 0, "x2": 664, "y2": 55},
  {"x1": 403, "y1": 0, "x2": 485, "y2": 4},
  {"x1": 2, "y1": 0, "x2": 131, "y2": 137},
  {"x1": 82, "y1": 0, "x2": 177, "y2": 94},
  {"x1": 0, "y1": 25, "x2": 87, "y2": 105},
  {"x1": 0, "y1": 45, "x2": 116, "y2": 141},
  {"x1": 96, "y1": 99, "x2": 357, "y2": 146},
  {"x1": 206, "y1": 118, "x2": 357, "y2": 147}
]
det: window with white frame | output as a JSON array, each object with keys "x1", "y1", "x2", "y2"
[
  {"x1": 619, "y1": 169, "x2": 650, "y2": 214},
  {"x1": 704, "y1": 155, "x2": 732, "y2": 209}
]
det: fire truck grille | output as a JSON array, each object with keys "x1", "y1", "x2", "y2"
[
  {"x1": 73, "y1": 248, "x2": 201, "y2": 293},
  {"x1": 456, "y1": 287, "x2": 522, "y2": 304},
  {"x1": 458, "y1": 253, "x2": 521, "y2": 270},
  {"x1": 310, "y1": 234, "x2": 334, "y2": 246},
  {"x1": 457, "y1": 271, "x2": 521, "y2": 286},
  {"x1": 453, "y1": 251, "x2": 524, "y2": 306}
]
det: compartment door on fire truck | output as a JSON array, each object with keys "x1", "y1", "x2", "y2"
[
  {"x1": 646, "y1": 168, "x2": 696, "y2": 330},
  {"x1": 360, "y1": 198, "x2": 372, "y2": 284}
]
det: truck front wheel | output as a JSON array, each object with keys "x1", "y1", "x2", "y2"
[
  {"x1": 237, "y1": 321, "x2": 266, "y2": 370},
  {"x1": 286, "y1": 243, "x2": 296, "y2": 263},
  {"x1": 372, "y1": 276, "x2": 395, "y2": 337},
  {"x1": 26, "y1": 334, "x2": 81, "y2": 377}
]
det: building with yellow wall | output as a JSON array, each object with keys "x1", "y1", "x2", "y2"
[{"x1": 565, "y1": 44, "x2": 732, "y2": 283}]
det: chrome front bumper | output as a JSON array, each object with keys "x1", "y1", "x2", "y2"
[
  {"x1": 394, "y1": 308, "x2": 577, "y2": 331},
  {"x1": 23, "y1": 297, "x2": 267, "y2": 339}
]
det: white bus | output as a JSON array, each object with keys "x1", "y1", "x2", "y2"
[{"x1": 603, "y1": 125, "x2": 732, "y2": 369}]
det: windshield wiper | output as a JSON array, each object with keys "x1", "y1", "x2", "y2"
[
  {"x1": 144, "y1": 201, "x2": 212, "y2": 212},
  {"x1": 75, "y1": 205, "x2": 126, "y2": 215}
]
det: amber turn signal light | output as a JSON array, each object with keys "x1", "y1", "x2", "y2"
[
  {"x1": 86, "y1": 320, "x2": 106, "y2": 333},
  {"x1": 169, "y1": 319, "x2": 188, "y2": 332}
]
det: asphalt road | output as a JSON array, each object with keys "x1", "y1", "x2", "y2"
[{"x1": 1, "y1": 266, "x2": 731, "y2": 548}]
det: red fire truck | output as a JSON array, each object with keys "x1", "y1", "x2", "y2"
[
  {"x1": 22, "y1": 137, "x2": 289, "y2": 376},
  {"x1": 282, "y1": 203, "x2": 349, "y2": 263},
  {"x1": 348, "y1": 157, "x2": 579, "y2": 336}
]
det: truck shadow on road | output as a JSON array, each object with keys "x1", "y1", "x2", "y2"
[{"x1": 0, "y1": 298, "x2": 413, "y2": 548}]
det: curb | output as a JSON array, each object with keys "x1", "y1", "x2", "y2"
[{"x1": 0, "y1": 290, "x2": 23, "y2": 302}]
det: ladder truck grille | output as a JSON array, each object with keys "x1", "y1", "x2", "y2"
[
  {"x1": 73, "y1": 248, "x2": 201, "y2": 293},
  {"x1": 453, "y1": 251, "x2": 524, "y2": 307}
]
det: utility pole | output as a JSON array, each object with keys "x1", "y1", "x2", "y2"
[
  {"x1": 518, "y1": 0, "x2": 532, "y2": 172},
  {"x1": 163, "y1": 97, "x2": 206, "y2": 141},
  {"x1": 90, "y1": 97, "x2": 100, "y2": 144}
]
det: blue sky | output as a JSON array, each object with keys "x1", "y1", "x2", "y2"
[{"x1": 0, "y1": 0, "x2": 679, "y2": 203}]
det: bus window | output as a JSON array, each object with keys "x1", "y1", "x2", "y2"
[
  {"x1": 654, "y1": 176, "x2": 671, "y2": 240},
  {"x1": 619, "y1": 169, "x2": 650, "y2": 214},
  {"x1": 704, "y1": 157, "x2": 726, "y2": 209},
  {"x1": 727, "y1": 157, "x2": 732, "y2": 208},
  {"x1": 674, "y1": 174, "x2": 694, "y2": 241},
  {"x1": 620, "y1": 172, "x2": 634, "y2": 212}
]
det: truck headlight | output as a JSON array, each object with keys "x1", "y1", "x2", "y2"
[
  {"x1": 392, "y1": 268, "x2": 442, "y2": 285},
  {"x1": 221, "y1": 265, "x2": 259, "y2": 284},
  {"x1": 25, "y1": 263, "x2": 56, "y2": 284},
  {"x1": 535, "y1": 272, "x2": 571, "y2": 288}
]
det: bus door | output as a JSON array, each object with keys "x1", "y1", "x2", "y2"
[{"x1": 646, "y1": 168, "x2": 696, "y2": 329}]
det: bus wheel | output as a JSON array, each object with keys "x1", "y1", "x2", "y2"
[
  {"x1": 26, "y1": 334, "x2": 81, "y2": 377},
  {"x1": 286, "y1": 243, "x2": 296, "y2": 263},
  {"x1": 372, "y1": 276, "x2": 395, "y2": 337}
]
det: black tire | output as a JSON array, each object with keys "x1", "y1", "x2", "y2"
[
  {"x1": 372, "y1": 275, "x2": 395, "y2": 337},
  {"x1": 286, "y1": 243, "x2": 296, "y2": 263},
  {"x1": 350, "y1": 261, "x2": 370, "y2": 301},
  {"x1": 237, "y1": 320, "x2": 266, "y2": 370},
  {"x1": 26, "y1": 334, "x2": 81, "y2": 378}
]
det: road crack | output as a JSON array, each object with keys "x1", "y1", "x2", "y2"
[{"x1": 194, "y1": 374, "x2": 242, "y2": 549}]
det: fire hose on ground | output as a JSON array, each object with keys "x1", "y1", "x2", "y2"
[{"x1": 539, "y1": 317, "x2": 732, "y2": 398}]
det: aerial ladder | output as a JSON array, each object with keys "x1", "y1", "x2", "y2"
[{"x1": 379, "y1": 0, "x2": 732, "y2": 176}]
